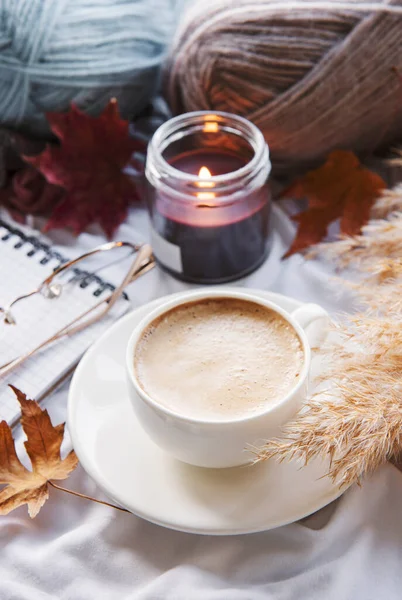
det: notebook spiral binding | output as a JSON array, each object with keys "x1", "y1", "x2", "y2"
[{"x1": 0, "y1": 219, "x2": 128, "y2": 300}]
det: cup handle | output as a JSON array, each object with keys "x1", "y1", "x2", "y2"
[{"x1": 291, "y1": 303, "x2": 329, "y2": 346}]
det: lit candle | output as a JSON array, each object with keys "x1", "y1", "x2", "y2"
[
  {"x1": 145, "y1": 111, "x2": 271, "y2": 283},
  {"x1": 196, "y1": 167, "x2": 215, "y2": 204}
]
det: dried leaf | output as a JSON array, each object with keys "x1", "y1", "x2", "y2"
[
  {"x1": 26, "y1": 99, "x2": 145, "y2": 238},
  {"x1": 0, "y1": 386, "x2": 78, "y2": 517},
  {"x1": 283, "y1": 150, "x2": 386, "y2": 257}
]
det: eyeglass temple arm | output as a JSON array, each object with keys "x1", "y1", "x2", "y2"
[
  {"x1": 60, "y1": 244, "x2": 153, "y2": 338},
  {"x1": 40, "y1": 241, "x2": 141, "y2": 288}
]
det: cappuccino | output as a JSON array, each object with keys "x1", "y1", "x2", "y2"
[{"x1": 134, "y1": 298, "x2": 304, "y2": 421}]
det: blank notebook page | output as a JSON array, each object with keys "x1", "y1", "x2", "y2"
[{"x1": 0, "y1": 218, "x2": 129, "y2": 426}]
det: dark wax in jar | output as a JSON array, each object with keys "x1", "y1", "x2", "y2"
[{"x1": 151, "y1": 150, "x2": 270, "y2": 283}]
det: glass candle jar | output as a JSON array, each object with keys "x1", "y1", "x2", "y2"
[{"x1": 145, "y1": 111, "x2": 271, "y2": 284}]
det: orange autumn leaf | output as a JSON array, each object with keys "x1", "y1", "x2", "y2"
[
  {"x1": 0, "y1": 386, "x2": 78, "y2": 518},
  {"x1": 282, "y1": 150, "x2": 386, "y2": 257}
]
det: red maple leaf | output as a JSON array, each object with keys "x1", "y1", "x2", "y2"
[
  {"x1": 282, "y1": 151, "x2": 386, "y2": 257},
  {"x1": 25, "y1": 99, "x2": 145, "y2": 237}
]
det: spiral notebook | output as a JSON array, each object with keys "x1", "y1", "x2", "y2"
[{"x1": 0, "y1": 218, "x2": 130, "y2": 426}]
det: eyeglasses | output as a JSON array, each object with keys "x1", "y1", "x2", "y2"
[
  {"x1": 0, "y1": 241, "x2": 154, "y2": 376},
  {"x1": 0, "y1": 241, "x2": 153, "y2": 326}
]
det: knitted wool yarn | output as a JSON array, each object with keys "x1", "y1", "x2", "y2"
[
  {"x1": 0, "y1": 0, "x2": 179, "y2": 139},
  {"x1": 166, "y1": 0, "x2": 402, "y2": 173}
]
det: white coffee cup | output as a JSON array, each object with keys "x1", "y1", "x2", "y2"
[{"x1": 126, "y1": 289, "x2": 328, "y2": 469}]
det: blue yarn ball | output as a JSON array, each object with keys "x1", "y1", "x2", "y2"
[{"x1": 0, "y1": 0, "x2": 179, "y2": 138}]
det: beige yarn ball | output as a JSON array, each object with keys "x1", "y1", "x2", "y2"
[{"x1": 165, "y1": 0, "x2": 402, "y2": 173}]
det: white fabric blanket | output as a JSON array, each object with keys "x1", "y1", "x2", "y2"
[{"x1": 1, "y1": 204, "x2": 401, "y2": 600}]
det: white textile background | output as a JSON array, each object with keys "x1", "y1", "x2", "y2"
[{"x1": 1, "y1": 204, "x2": 401, "y2": 600}]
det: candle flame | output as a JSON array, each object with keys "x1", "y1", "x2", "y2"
[
  {"x1": 197, "y1": 166, "x2": 214, "y2": 191},
  {"x1": 199, "y1": 166, "x2": 212, "y2": 179},
  {"x1": 196, "y1": 166, "x2": 215, "y2": 203}
]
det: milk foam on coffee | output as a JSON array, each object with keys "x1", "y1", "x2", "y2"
[{"x1": 134, "y1": 298, "x2": 304, "y2": 421}]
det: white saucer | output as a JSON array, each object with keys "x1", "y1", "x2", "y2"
[{"x1": 68, "y1": 288, "x2": 345, "y2": 535}]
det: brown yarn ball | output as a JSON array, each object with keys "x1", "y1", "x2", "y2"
[{"x1": 165, "y1": 0, "x2": 402, "y2": 173}]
